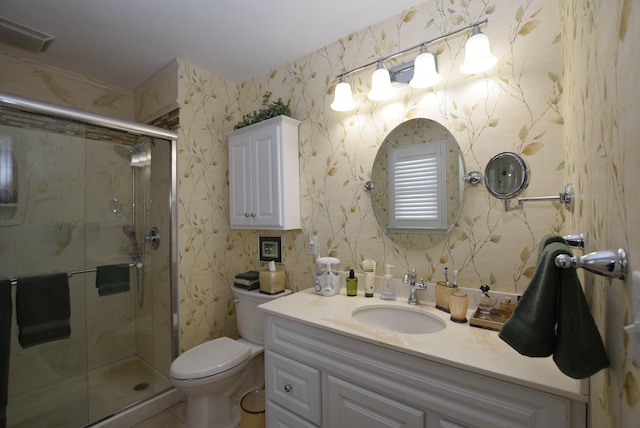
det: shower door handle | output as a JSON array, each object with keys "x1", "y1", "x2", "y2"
[{"x1": 146, "y1": 226, "x2": 160, "y2": 249}]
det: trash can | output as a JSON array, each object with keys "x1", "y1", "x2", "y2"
[{"x1": 240, "y1": 389, "x2": 265, "y2": 428}]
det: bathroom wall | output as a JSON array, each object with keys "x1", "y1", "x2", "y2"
[
  {"x1": 562, "y1": 0, "x2": 640, "y2": 425},
  {"x1": 174, "y1": 0, "x2": 566, "y2": 350}
]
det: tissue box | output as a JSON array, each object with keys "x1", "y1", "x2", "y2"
[{"x1": 259, "y1": 270, "x2": 285, "y2": 295}]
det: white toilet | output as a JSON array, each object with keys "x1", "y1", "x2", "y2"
[{"x1": 170, "y1": 286, "x2": 291, "y2": 428}]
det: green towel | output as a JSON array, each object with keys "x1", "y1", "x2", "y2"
[
  {"x1": 553, "y1": 270, "x2": 609, "y2": 379},
  {"x1": 499, "y1": 240, "x2": 608, "y2": 379},
  {"x1": 96, "y1": 264, "x2": 131, "y2": 296},
  {"x1": 537, "y1": 233, "x2": 568, "y2": 260},
  {"x1": 16, "y1": 273, "x2": 71, "y2": 348},
  {"x1": 499, "y1": 242, "x2": 566, "y2": 357}
]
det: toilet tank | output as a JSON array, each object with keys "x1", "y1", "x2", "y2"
[{"x1": 232, "y1": 287, "x2": 292, "y2": 344}]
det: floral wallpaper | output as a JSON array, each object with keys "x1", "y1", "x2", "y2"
[
  {"x1": 562, "y1": 0, "x2": 640, "y2": 425},
  {"x1": 176, "y1": 0, "x2": 567, "y2": 350}
]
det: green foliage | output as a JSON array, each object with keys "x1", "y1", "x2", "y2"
[{"x1": 234, "y1": 92, "x2": 291, "y2": 130}]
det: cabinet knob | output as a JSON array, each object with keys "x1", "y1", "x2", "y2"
[
  {"x1": 284, "y1": 384, "x2": 293, "y2": 393},
  {"x1": 245, "y1": 213, "x2": 250, "y2": 217},
  {"x1": 251, "y1": 212, "x2": 256, "y2": 217}
]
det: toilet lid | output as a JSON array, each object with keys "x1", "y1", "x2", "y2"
[{"x1": 170, "y1": 337, "x2": 251, "y2": 380}]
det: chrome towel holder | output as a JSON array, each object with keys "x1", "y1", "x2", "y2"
[{"x1": 555, "y1": 235, "x2": 627, "y2": 280}]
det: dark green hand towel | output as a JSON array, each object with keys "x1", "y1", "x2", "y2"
[
  {"x1": 96, "y1": 264, "x2": 131, "y2": 296},
  {"x1": 499, "y1": 240, "x2": 609, "y2": 379},
  {"x1": 537, "y1": 234, "x2": 568, "y2": 260},
  {"x1": 16, "y1": 273, "x2": 71, "y2": 348},
  {"x1": 553, "y1": 269, "x2": 609, "y2": 379},
  {"x1": 499, "y1": 242, "x2": 568, "y2": 357}
]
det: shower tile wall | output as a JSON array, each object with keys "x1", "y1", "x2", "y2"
[{"x1": 0, "y1": 125, "x2": 90, "y2": 398}]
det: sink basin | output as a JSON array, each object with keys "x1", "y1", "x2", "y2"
[{"x1": 352, "y1": 305, "x2": 446, "y2": 334}]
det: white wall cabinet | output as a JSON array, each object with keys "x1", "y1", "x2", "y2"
[
  {"x1": 227, "y1": 115, "x2": 301, "y2": 230},
  {"x1": 265, "y1": 314, "x2": 586, "y2": 428}
]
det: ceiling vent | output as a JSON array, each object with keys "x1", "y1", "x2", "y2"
[{"x1": 0, "y1": 16, "x2": 54, "y2": 53}]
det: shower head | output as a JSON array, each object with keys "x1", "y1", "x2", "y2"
[
  {"x1": 113, "y1": 137, "x2": 155, "y2": 160},
  {"x1": 132, "y1": 137, "x2": 155, "y2": 153}
]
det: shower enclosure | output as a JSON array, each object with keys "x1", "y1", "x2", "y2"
[{"x1": 0, "y1": 93, "x2": 178, "y2": 427}]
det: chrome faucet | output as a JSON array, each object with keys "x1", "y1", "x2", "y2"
[{"x1": 403, "y1": 269, "x2": 427, "y2": 305}]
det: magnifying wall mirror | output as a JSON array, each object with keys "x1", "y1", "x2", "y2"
[
  {"x1": 483, "y1": 152, "x2": 529, "y2": 199},
  {"x1": 484, "y1": 151, "x2": 575, "y2": 212},
  {"x1": 370, "y1": 118, "x2": 465, "y2": 250}
]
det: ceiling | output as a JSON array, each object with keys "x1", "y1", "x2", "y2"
[{"x1": 0, "y1": 0, "x2": 425, "y2": 90}]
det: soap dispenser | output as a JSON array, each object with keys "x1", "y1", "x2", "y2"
[{"x1": 380, "y1": 264, "x2": 396, "y2": 301}]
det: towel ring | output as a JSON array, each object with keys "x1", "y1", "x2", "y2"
[{"x1": 555, "y1": 248, "x2": 627, "y2": 280}]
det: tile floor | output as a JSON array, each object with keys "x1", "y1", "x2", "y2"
[{"x1": 131, "y1": 401, "x2": 187, "y2": 428}]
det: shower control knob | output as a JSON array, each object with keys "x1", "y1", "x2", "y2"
[{"x1": 284, "y1": 384, "x2": 293, "y2": 393}]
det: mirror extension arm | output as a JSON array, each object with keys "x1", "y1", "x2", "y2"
[{"x1": 503, "y1": 184, "x2": 575, "y2": 212}]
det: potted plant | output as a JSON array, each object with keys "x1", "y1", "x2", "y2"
[{"x1": 234, "y1": 92, "x2": 292, "y2": 130}]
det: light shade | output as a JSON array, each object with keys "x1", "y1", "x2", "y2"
[
  {"x1": 331, "y1": 79, "x2": 356, "y2": 112},
  {"x1": 410, "y1": 47, "x2": 442, "y2": 89},
  {"x1": 460, "y1": 26, "x2": 497, "y2": 75},
  {"x1": 368, "y1": 62, "x2": 395, "y2": 101}
]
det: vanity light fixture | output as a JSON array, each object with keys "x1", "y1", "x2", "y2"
[
  {"x1": 331, "y1": 18, "x2": 495, "y2": 112},
  {"x1": 459, "y1": 24, "x2": 497, "y2": 75},
  {"x1": 368, "y1": 60, "x2": 395, "y2": 101},
  {"x1": 330, "y1": 75, "x2": 357, "y2": 111},
  {"x1": 410, "y1": 44, "x2": 442, "y2": 89}
]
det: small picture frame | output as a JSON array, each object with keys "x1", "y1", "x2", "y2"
[{"x1": 259, "y1": 236, "x2": 283, "y2": 263}]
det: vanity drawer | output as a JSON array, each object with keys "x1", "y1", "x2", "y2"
[
  {"x1": 265, "y1": 350, "x2": 321, "y2": 425},
  {"x1": 267, "y1": 400, "x2": 320, "y2": 428}
]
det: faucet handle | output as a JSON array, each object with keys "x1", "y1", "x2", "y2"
[{"x1": 403, "y1": 268, "x2": 417, "y2": 284}]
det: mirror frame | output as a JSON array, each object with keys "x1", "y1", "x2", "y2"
[{"x1": 370, "y1": 118, "x2": 465, "y2": 250}]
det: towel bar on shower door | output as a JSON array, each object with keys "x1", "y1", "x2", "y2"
[{"x1": 555, "y1": 248, "x2": 628, "y2": 280}]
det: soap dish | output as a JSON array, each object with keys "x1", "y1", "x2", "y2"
[{"x1": 469, "y1": 308, "x2": 507, "y2": 331}]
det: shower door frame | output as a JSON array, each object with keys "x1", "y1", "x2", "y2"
[{"x1": 0, "y1": 91, "x2": 180, "y2": 367}]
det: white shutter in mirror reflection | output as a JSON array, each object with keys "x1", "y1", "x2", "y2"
[{"x1": 388, "y1": 141, "x2": 447, "y2": 231}]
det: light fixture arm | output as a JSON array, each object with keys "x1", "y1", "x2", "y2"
[{"x1": 335, "y1": 18, "x2": 489, "y2": 80}]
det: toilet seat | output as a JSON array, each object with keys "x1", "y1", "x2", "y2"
[{"x1": 170, "y1": 337, "x2": 250, "y2": 381}]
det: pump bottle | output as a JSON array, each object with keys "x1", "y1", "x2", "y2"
[{"x1": 380, "y1": 264, "x2": 396, "y2": 300}]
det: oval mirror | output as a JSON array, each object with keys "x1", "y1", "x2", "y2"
[
  {"x1": 370, "y1": 118, "x2": 465, "y2": 250},
  {"x1": 484, "y1": 152, "x2": 530, "y2": 199}
]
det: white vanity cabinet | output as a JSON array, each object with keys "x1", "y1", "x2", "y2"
[
  {"x1": 264, "y1": 313, "x2": 586, "y2": 428},
  {"x1": 227, "y1": 115, "x2": 301, "y2": 230}
]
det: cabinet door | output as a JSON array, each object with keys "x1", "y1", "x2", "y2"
[
  {"x1": 327, "y1": 375, "x2": 425, "y2": 428},
  {"x1": 251, "y1": 124, "x2": 281, "y2": 227},
  {"x1": 229, "y1": 134, "x2": 253, "y2": 227}
]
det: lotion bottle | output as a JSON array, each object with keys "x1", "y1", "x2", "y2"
[
  {"x1": 363, "y1": 259, "x2": 376, "y2": 298},
  {"x1": 380, "y1": 264, "x2": 396, "y2": 300}
]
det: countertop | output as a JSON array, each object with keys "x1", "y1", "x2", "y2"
[{"x1": 260, "y1": 287, "x2": 588, "y2": 402}]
